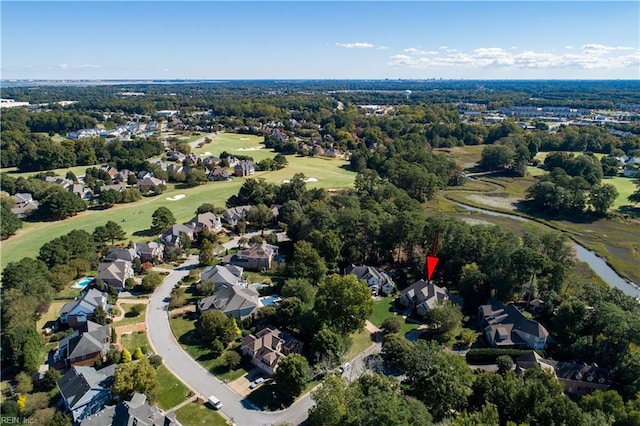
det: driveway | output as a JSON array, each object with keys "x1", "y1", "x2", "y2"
[{"x1": 146, "y1": 254, "x2": 314, "y2": 426}]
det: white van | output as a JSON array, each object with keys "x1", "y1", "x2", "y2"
[{"x1": 208, "y1": 395, "x2": 222, "y2": 410}]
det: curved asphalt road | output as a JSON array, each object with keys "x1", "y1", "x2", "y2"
[{"x1": 146, "y1": 254, "x2": 314, "y2": 426}]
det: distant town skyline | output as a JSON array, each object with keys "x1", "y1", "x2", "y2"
[{"x1": 2, "y1": 1, "x2": 639, "y2": 80}]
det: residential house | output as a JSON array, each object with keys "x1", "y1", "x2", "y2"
[
  {"x1": 160, "y1": 224, "x2": 194, "y2": 247},
  {"x1": 203, "y1": 156, "x2": 221, "y2": 166},
  {"x1": 136, "y1": 177, "x2": 166, "y2": 192},
  {"x1": 241, "y1": 328, "x2": 304, "y2": 376},
  {"x1": 96, "y1": 260, "x2": 134, "y2": 290},
  {"x1": 479, "y1": 301, "x2": 549, "y2": 350},
  {"x1": 234, "y1": 160, "x2": 255, "y2": 177},
  {"x1": 10, "y1": 193, "x2": 39, "y2": 218},
  {"x1": 516, "y1": 351, "x2": 609, "y2": 395},
  {"x1": 99, "y1": 183, "x2": 127, "y2": 193},
  {"x1": 57, "y1": 364, "x2": 115, "y2": 422},
  {"x1": 68, "y1": 129, "x2": 102, "y2": 140},
  {"x1": 166, "y1": 163, "x2": 186, "y2": 175},
  {"x1": 187, "y1": 212, "x2": 223, "y2": 233},
  {"x1": 226, "y1": 156, "x2": 240, "y2": 168},
  {"x1": 208, "y1": 167, "x2": 229, "y2": 181},
  {"x1": 104, "y1": 247, "x2": 137, "y2": 263},
  {"x1": 398, "y1": 280, "x2": 451, "y2": 317},
  {"x1": 345, "y1": 264, "x2": 395, "y2": 295},
  {"x1": 100, "y1": 165, "x2": 118, "y2": 180},
  {"x1": 79, "y1": 392, "x2": 178, "y2": 426},
  {"x1": 114, "y1": 169, "x2": 134, "y2": 183},
  {"x1": 59, "y1": 289, "x2": 108, "y2": 329},
  {"x1": 133, "y1": 242, "x2": 164, "y2": 263},
  {"x1": 223, "y1": 241, "x2": 278, "y2": 271},
  {"x1": 200, "y1": 264, "x2": 244, "y2": 288},
  {"x1": 137, "y1": 170, "x2": 153, "y2": 180},
  {"x1": 55, "y1": 321, "x2": 111, "y2": 368},
  {"x1": 197, "y1": 284, "x2": 259, "y2": 320},
  {"x1": 44, "y1": 176, "x2": 74, "y2": 190},
  {"x1": 68, "y1": 183, "x2": 94, "y2": 201},
  {"x1": 167, "y1": 151, "x2": 187, "y2": 162},
  {"x1": 222, "y1": 205, "x2": 252, "y2": 226}
]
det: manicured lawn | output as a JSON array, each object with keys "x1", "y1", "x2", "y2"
[
  {"x1": 345, "y1": 329, "x2": 373, "y2": 360},
  {"x1": 36, "y1": 300, "x2": 70, "y2": 332},
  {"x1": 1, "y1": 140, "x2": 354, "y2": 270},
  {"x1": 113, "y1": 303, "x2": 147, "y2": 327},
  {"x1": 169, "y1": 315, "x2": 247, "y2": 380},
  {"x1": 605, "y1": 176, "x2": 638, "y2": 209},
  {"x1": 119, "y1": 330, "x2": 149, "y2": 354},
  {"x1": 174, "y1": 401, "x2": 228, "y2": 426},
  {"x1": 155, "y1": 365, "x2": 190, "y2": 410},
  {"x1": 368, "y1": 297, "x2": 421, "y2": 336}
]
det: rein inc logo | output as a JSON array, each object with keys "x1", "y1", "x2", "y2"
[{"x1": 0, "y1": 418, "x2": 35, "y2": 424}]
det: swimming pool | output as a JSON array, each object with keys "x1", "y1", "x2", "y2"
[
  {"x1": 259, "y1": 295, "x2": 281, "y2": 307},
  {"x1": 72, "y1": 277, "x2": 94, "y2": 289}
]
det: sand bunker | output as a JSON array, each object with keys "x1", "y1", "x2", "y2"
[
  {"x1": 239, "y1": 137, "x2": 250, "y2": 140},
  {"x1": 236, "y1": 146, "x2": 265, "y2": 151},
  {"x1": 166, "y1": 194, "x2": 186, "y2": 201},
  {"x1": 283, "y1": 177, "x2": 319, "y2": 183}
]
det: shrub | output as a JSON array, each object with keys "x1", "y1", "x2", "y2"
[
  {"x1": 148, "y1": 355, "x2": 163, "y2": 368},
  {"x1": 465, "y1": 348, "x2": 534, "y2": 364}
]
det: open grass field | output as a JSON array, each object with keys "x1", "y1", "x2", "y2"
[
  {"x1": 191, "y1": 133, "x2": 273, "y2": 162},
  {"x1": 604, "y1": 176, "x2": 638, "y2": 209},
  {"x1": 174, "y1": 401, "x2": 228, "y2": 426},
  {"x1": 155, "y1": 365, "x2": 190, "y2": 410},
  {"x1": 1, "y1": 145, "x2": 354, "y2": 270},
  {"x1": 345, "y1": 328, "x2": 374, "y2": 360}
]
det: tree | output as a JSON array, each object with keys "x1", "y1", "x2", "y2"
[
  {"x1": 211, "y1": 339, "x2": 224, "y2": 357},
  {"x1": 381, "y1": 316, "x2": 403, "y2": 334},
  {"x1": 422, "y1": 302, "x2": 463, "y2": 343},
  {"x1": 130, "y1": 304, "x2": 145, "y2": 316},
  {"x1": 496, "y1": 355, "x2": 514, "y2": 375},
  {"x1": 93, "y1": 305, "x2": 107, "y2": 325},
  {"x1": 141, "y1": 271, "x2": 163, "y2": 291},
  {"x1": 195, "y1": 203, "x2": 215, "y2": 214},
  {"x1": 312, "y1": 327, "x2": 347, "y2": 365},
  {"x1": 99, "y1": 188, "x2": 122, "y2": 208},
  {"x1": 15, "y1": 372, "x2": 33, "y2": 395},
  {"x1": 41, "y1": 369, "x2": 62, "y2": 391},
  {"x1": 287, "y1": 240, "x2": 327, "y2": 284},
  {"x1": 480, "y1": 144, "x2": 516, "y2": 171},
  {"x1": 199, "y1": 238, "x2": 215, "y2": 266},
  {"x1": 246, "y1": 204, "x2": 274, "y2": 228},
  {"x1": 1, "y1": 205, "x2": 22, "y2": 239},
  {"x1": 281, "y1": 278, "x2": 315, "y2": 307},
  {"x1": 133, "y1": 347, "x2": 144, "y2": 360},
  {"x1": 121, "y1": 348, "x2": 132, "y2": 363},
  {"x1": 274, "y1": 353, "x2": 312, "y2": 405},
  {"x1": 629, "y1": 186, "x2": 640, "y2": 205},
  {"x1": 196, "y1": 310, "x2": 239, "y2": 345},
  {"x1": 151, "y1": 207, "x2": 175, "y2": 234},
  {"x1": 314, "y1": 274, "x2": 373, "y2": 335},
  {"x1": 223, "y1": 350, "x2": 241, "y2": 370},
  {"x1": 93, "y1": 221, "x2": 126, "y2": 245},
  {"x1": 112, "y1": 358, "x2": 158, "y2": 400},
  {"x1": 37, "y1": 189, "x2": 87, "y2": 220},
  {"x1": 589, "y1": 183, "x2": 618, "y2": 215}
]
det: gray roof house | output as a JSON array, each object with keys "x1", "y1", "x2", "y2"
[
  {"x1": 55, "y1": 321, "x2": 111, "y2": 368},
  {"x1": 187, "y1": 212, "x2": 223, "y2": 233},
  {"x1": 241, "y1": 327, "x2": 303, "y2": 376},
  {"x1": 516, "y1": 351, "x2": 609, "y2": 396},
  {"x1": 197, "y1": 284, "x2": 259, "y2": 320},
  {"x1": 222, "y1": 205, "x2": 252, "y2": 226},
  {"x1": 10, "y1": 193, "x2": 39, "y2": 218},
  {"x1": 58, "y1": 364, "x2": 116, "y2": 422},
  {"x1": 79, "y1": 392, "x2": 178, "y2": 426},
  {"x1": 104, "y1": 247, "x2": 137, "y2": 263},
  {"x1": 234, "y1": 160, "x2": 255, "y2": 177},
  {"x1": 59, "y1": 289, "x2": 108, "y2": 329},
  {"x1": 345, "y1": 264, "x2": 395, "y2": 295},
  {"x1": 96, "y1": 260, "x2": 134, "y2": 290},
  {"x1": 200, "y1": 264, "x2": 245, "y2": 288},
  {"x1": 133, "y1": 242, "x2": 164, "y2": 263},
  {"x1": 136, "y1": 177, "x2": 166, "y2": 191},
  {"x1": 398, "y1": 280, "x2": 451, "y2": 317},
  {"x1": 222, "y1": 242, "x2": 278, "y2": 271},
  {"x1": 479, "y1": 301, "x2": 549, "y2": 350},
  {"x1": 160, "y1": 224, "x2": 194, "y2": 247}
]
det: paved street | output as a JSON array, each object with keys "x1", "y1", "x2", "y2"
[{"x1": 146, "y1": 254, "x2": 314, "y2": 426}]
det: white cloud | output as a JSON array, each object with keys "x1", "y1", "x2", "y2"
[
  {"x1": 565, "y1": 45, "x2": 574, "y2": 49},
  {"x1": 404, "y1": 47, "x2": 438, "y2": 55},
  {"x1": 389, "y1": 44, "x2": 640, "y2": 71},
  {"x1": 57, "y1": 63, "x2": 100, "y2": 69},
  {"x1": 336, "y1": 42, "x2": 374, "y2": 49}
]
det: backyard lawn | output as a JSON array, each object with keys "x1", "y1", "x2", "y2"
[
  {"x1": 345, "y1": 329, "x2": 374, "y2": 360},
  {"x1": 155, "y1": 365, "x2": 190, "y2": 410},
  {"x1": 113, "y1": 303, "x2": 147, "y2": 327},
  {"x1": 174, "y1": 401, "x2": 228, "y2": 426},
  {"x1": 119, "y1": 330, "x2": 149, "y2": 354},
  {"x1": 368, "y1": 296, "x2": 420, "y2": 336}
]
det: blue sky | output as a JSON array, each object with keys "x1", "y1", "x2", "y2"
[{"x1": 2, "y1": 1, "x2": 639, "y2": 80}]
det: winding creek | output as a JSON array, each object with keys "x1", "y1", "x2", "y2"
[{"x1": 454, "y1": 202, "x2": 640, "y2": 298}]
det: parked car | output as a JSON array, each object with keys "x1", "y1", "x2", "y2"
[
  {"x1": 208, "y1": 395, "x2": 222, "y2": 410},
  {"x1": 249, "y1": 377, "x2": 265, "y2": 389},
  {"x1": 338, "y1": 362, "x2": 350, "y2": 373}
]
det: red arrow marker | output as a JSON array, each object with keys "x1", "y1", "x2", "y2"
[{"x1": 426, "y1": 256, "x2": 439, "y2": 281}]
